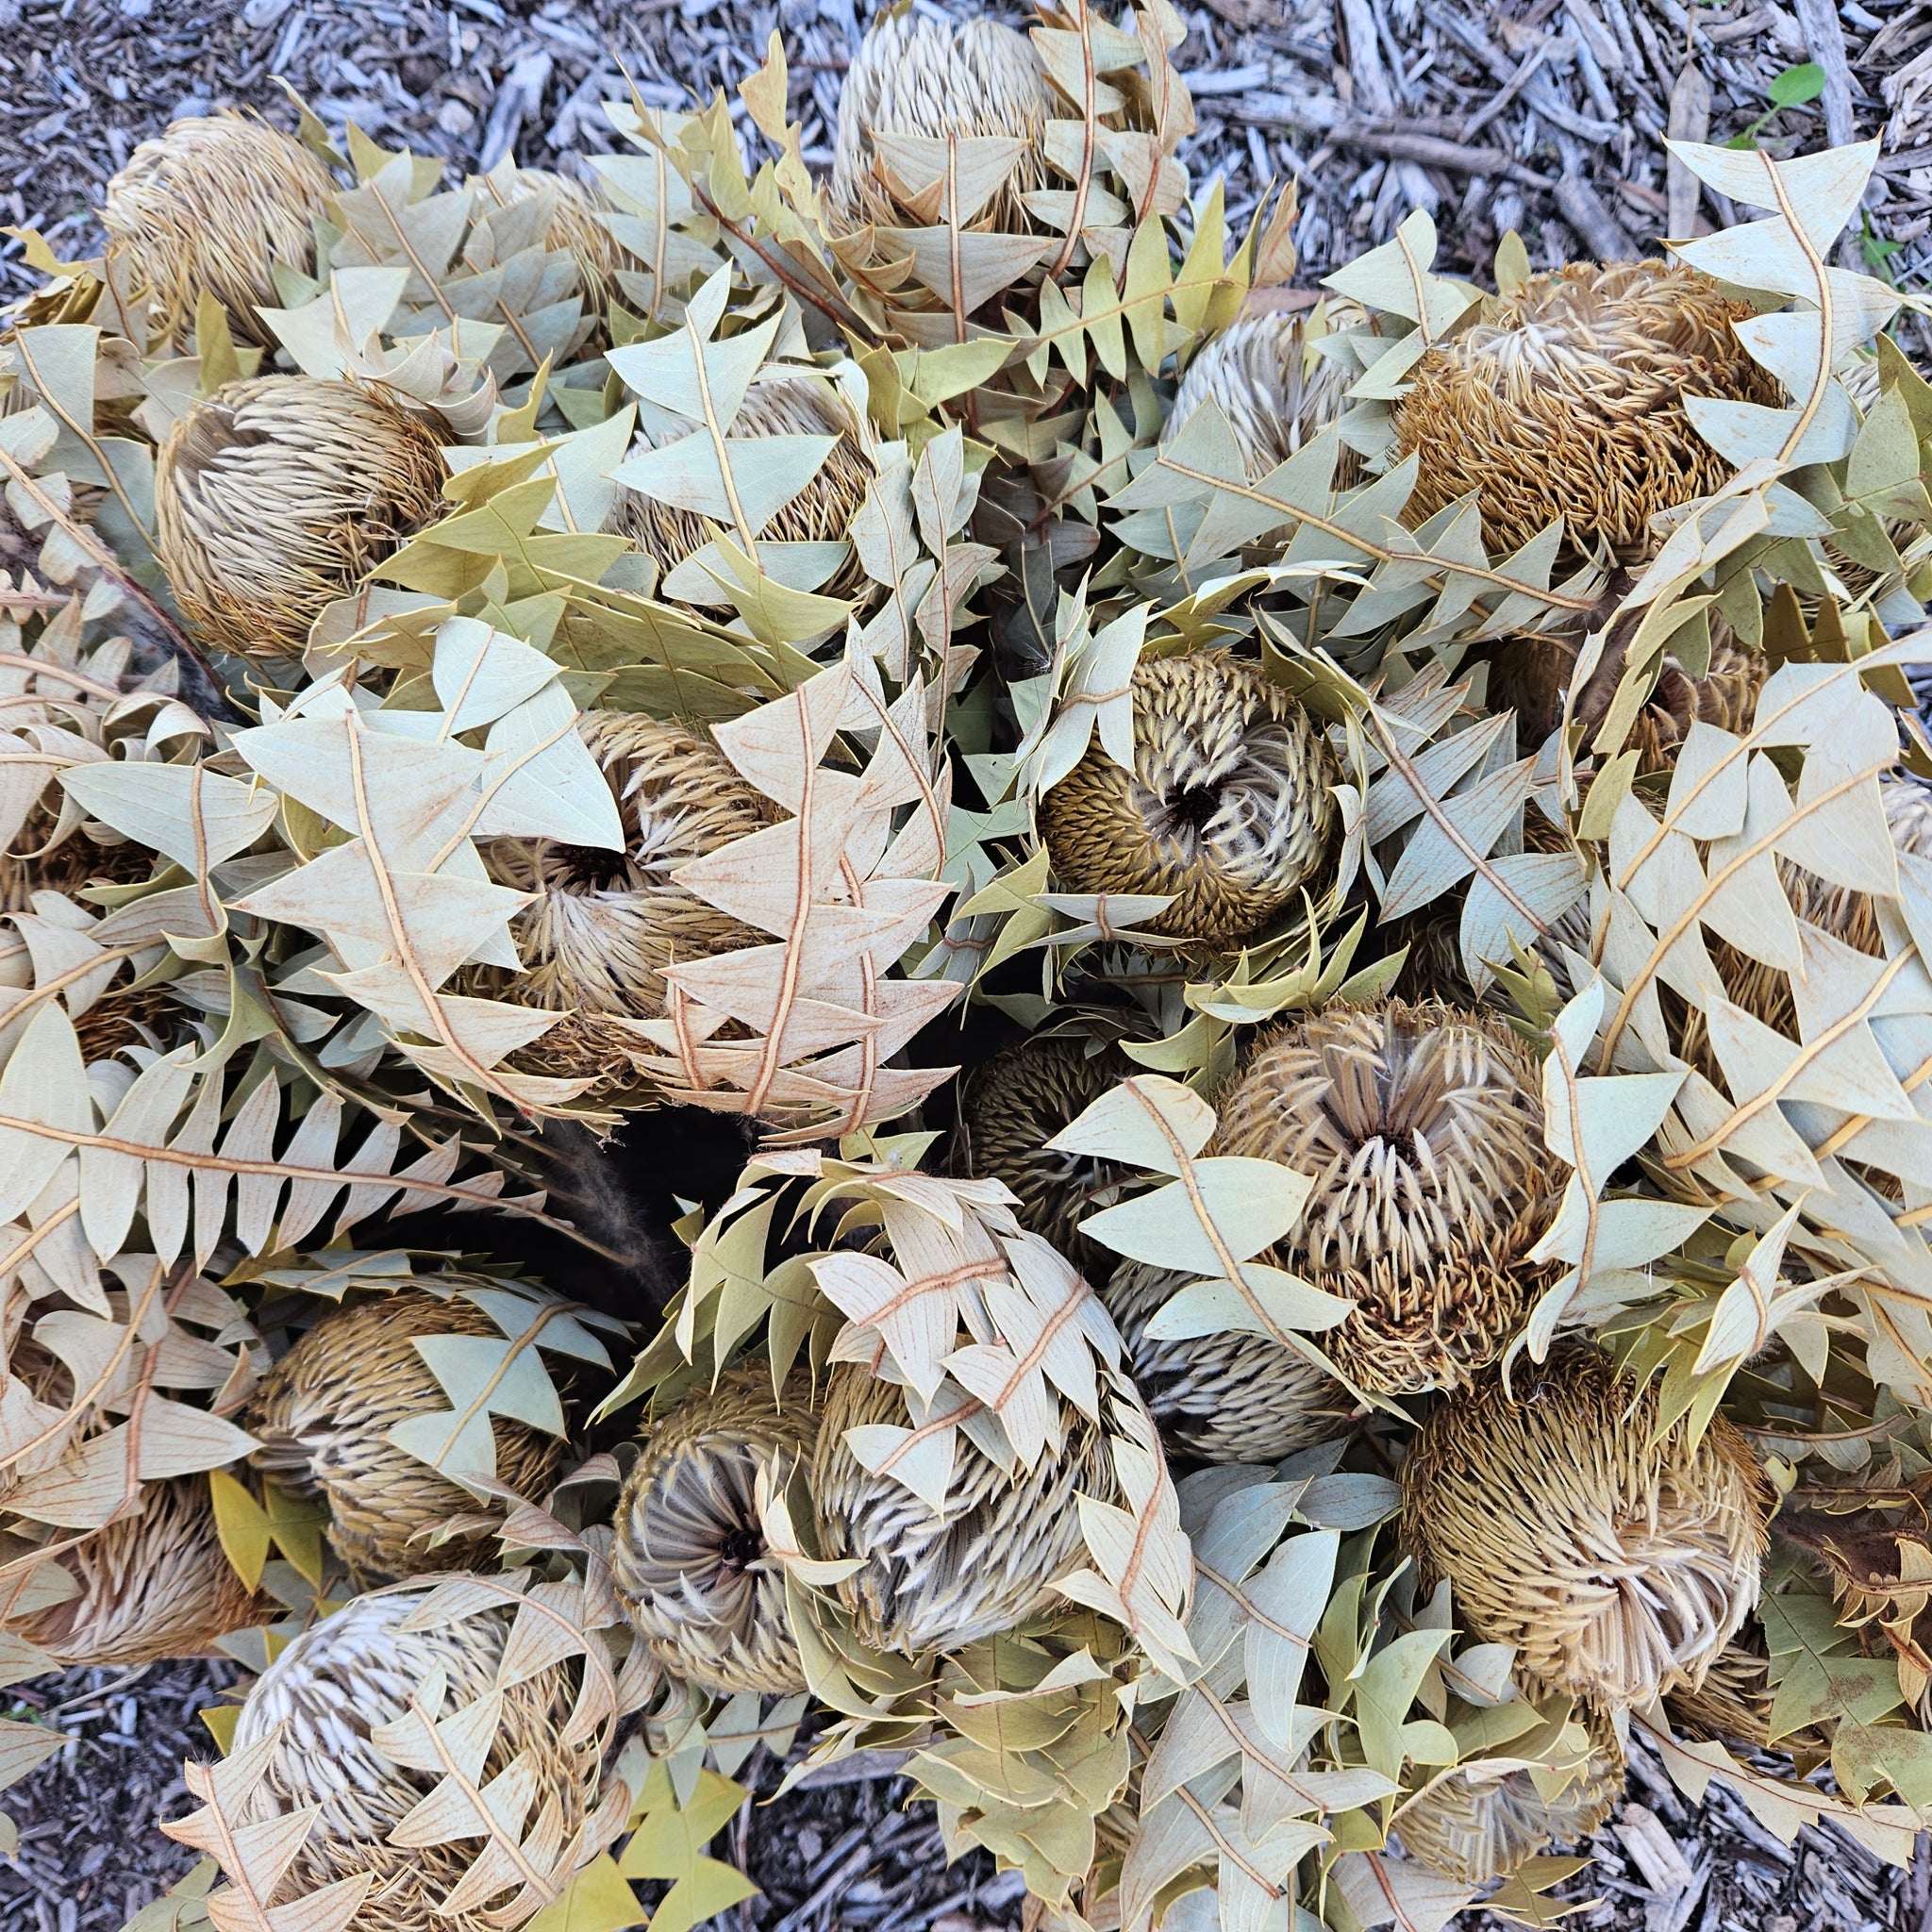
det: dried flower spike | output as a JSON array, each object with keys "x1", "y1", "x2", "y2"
[
  {"x1": 1039, "y1": 652, "x2": 1339, "y2": 949},
  {"x1": 610, "y1": 1371, "x2": 813, "y2": 1696},
  {"x1": 1165, "y1": 308, "x2": 1359, "y2": 480},
  {"x1": 1214, "y1": 1000, "x2": 1555, "y2": 1393},
  {"x1": 246, "y1": 1289, "x2": 564, "y2": 1585},
  {"x1": 1397, "y1": 1705, "x2": 1624, "y2": 1885},
  {"x1": 1104, "y1": 1259, "x2": 1357, "y2": 1462},
  {"x1": 613, "y1": 375, "x2": 874, "y2": 602},
  {"x1": 155, "y1": 375, "x2": 448, "y2": 658},
  {"x1": 952, "y1": 1036, "x2": 1129, "y2": 1273},
  {"x1": 1401, "y1": 1344, "x2": 1775, "y2": 1708},
  {"x1": 1392, "y1": 261, "x2": 1777, "y2": 559},
  {"x1": 828, "y1": 12, "x2": 1057, "y2": 229},
  {"x1": 812, "y1": 1362, "x2": 1110, "y2": 1657},
  {"x1": 228, "y1": 1584, "x2": 603, "y2": 1929},
  {"x1": 481, "y1": 713, "x2": 775, "y2": 1102},
  {"x1": 103, "y1": 112, "x2": 335, "y2": 346},
  {"x1": 14, "y1": 1476, "x2": 272, "y2": 1668}
]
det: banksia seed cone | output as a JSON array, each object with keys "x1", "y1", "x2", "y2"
[
  {"x1": 614, "y1": 376, "x2": 874, "y2": 601},
  {"x1": 1038, "y1": 653, "x2": 1339, "y2": 949},
  {"x1": 479, "y1": 167, "x2": 626, "y2": 321},
  {"x1": 1397, "y1": 1706, "x2": 1624, "y2": 1885},
  {"x1": 103, "y1": 112, "x2": 334, "y2": 346},
  {"x1": 1214, "y1": 1001, "x2": 1554, "y2": 1394},
  {"x1": 1165, "y1": 308, "x2": 1358, "y2": 480},
  {"x1": 610, "y1": 1371, "x2": 813, "y2": 1696},
  {"x1": 482, "y1": 712, "x2": 774, "y2": 1098},
  {"x1": 1103, "y1": 1259, "x2": 1357, "y2": 1462},
  {"x1": 952, "y1": 1037, "x2": 1128, "y2": 1272},
  {"x1": 230, "y1": 1585, "x2": 601, "y2": 1931},
  {"x1": 1392, "y1": 261, "x2": 1778, "y2": 559},
  {"x1": 1488, "y1": 623, "x2": 1765, "y2": 771},
  {"x1": 246, "y1": 1291, "x2": 564, "y2": 1585},
  {"x1": 14, "y1": 1476, "x2": 272, "y2": 1667},
  {"x1": 828, "y1": 13, "x2": 1056, "y2": 229},
  {"x1": 156, "y1": 375, "x2": 447, "y2": 658},
  {"x1": 1401, "y1": 1344, "x2": 1775, "y2": 1708},
  {"x1": 812, "y1": 1363, "x2": 1110, "y2": 1657}
]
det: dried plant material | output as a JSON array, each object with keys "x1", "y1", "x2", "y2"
[
  {"x1": 1395, "y1": 1704, "x2": 1624, "y2": 1884},
  {"x1": 479, "y1": 712, "x2": 775, "y2": 1105},
  {"x1": 11, "y1": 1474, "x2": 273, "y2": 1667},
  {"x1": 1214, "y1": 1001, "x2": 1555, "y2": 1393},
  {"x1": 811, "y1": 1357, "x2": 1111, "y2": 1657},
  {"x1": 621, "y1": 658, "x2": 961, "y2": 1141},
  {"x1": 1165, "y1": 308, "x2": 1359, "y2": 482},
  {"x1": 951, "y1": 1035, "x2": 1129, "y2": 1270},
  {"x1": 611, "y1": 1370, "x2": 813, "y2": 1695},
  {"x1": 1103, "y1": 1259, "x2": 1357, "y2": 1462},
  {"x1": 1662, "y1": 1628, "x2": 1816, "y2": 1754},
  {"x1": 103, "y1": 113, "x2": 335, "y2": 347},
  {"x1": 154, "y1": 375, "x2": 448, "y2": 658},
  {"x1": 246, "y1": 1286, "x2": 595, "y2": 1583},
  {"x1": 827, "y1": 12, "x2": 1056, "y2": 230},
  {"x1": 1489, "y1": 618, "x2": 1767, "y2": 770},
  {"x1": 217, "y1": 1580, "x2": 618, "y2": 1932},
  {"x1": 472, "y1": 163, "x2": 629, "y2": 326},
  {"x1": 612, "y1": 375, "x2": 874, "y2": 606},
  {"x1": 1392, "y1": 262, "x2": 1779, "y2": 560},
  {"x1": 1039, "y1": 652, "x2": 1339, "y2": 947},
  {"x1": 1401, "y1": 1345, "x2": 1774, "y2": 1708}
]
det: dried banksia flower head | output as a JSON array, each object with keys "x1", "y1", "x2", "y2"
[
  {"x1": 1039, "y1": 652, "x2": 1339, "y2": 949},
  {"x1": 1488, "y1": 606, "x2": 1765, "y2": 770},
  {"x1": 1103, "y1": 1259, "x2": 1357, "y2": 1463},
  {"x1": 1401, "y1": 1344, "x2": 1775, "y2": 1708},
  {"x1": 475, "y1": 165, "x2": 627, "y2": 322},
  {"x1": 615, "y1": 376, "x2": 874, "y2": 602},
  {"x1": 13, "y1": 1476, "x2": 271, "y2": 1668},
  {"x1": 1392, "y1": 261, "x2": 1778, "y2": 559},
  {"x1": 952, "y1": 1036, "x2": 1128, "y2": 1271},
  {"x1": 228, "y1": 1584, "x2": 606, "y2": 1929},
  {"x1": 1165, "y1": 306, "x2": 1360, "y2": 480},
  {"x1": 610, "y1": 1372, "x2": 814, "y2": 1696},
  {"x1": 246, "y1": 1289, "x2": 566, "y2": 1584},
  {"x1": 1397, "y1": 1705, "x2": 1624, "y2": 1885},
  {"x1": 482, "y1": 713, "x2": 774, "y2": 1101},
  {"x1": 103, "y1": 112, "x2": 335, "y2": 346},
  {"x1": 1214, "y1": 1001, "x2": 1554, "y2": 1394},
  {"x1": 812, "y1": 1360, "x2": 1112, "y2": 1657},
  {"x1": 828, "y1": 12, "x2": 1057, "y2": 229},
  {"x1": 156, "y1": 375, "x2": 448, "y2": 658}
]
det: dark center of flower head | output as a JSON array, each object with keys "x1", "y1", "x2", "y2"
[
  {"x1": 1161, "y1": 782, "x2": 1224, "y2": 834},
  {"x1": 717, "y1": 1522, "x2": 765, "y2": 1571},
  {"x1": 545, "y1": 842, "x2": 636, "y2": 894}
]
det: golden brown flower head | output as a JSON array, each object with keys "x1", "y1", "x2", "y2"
[
  {"x1": 475, "y1": 165, "x2": 628, "y2": 323},
  {"x1": 1214, "y1": 1001, "x2": 1555, "y2": 1394},
  {"x1": 1397, "y1": 1704, "x2": 1624, "y2": 1885},
  {"x1": 1400, "y1": 1344, "x2": 1775, "y2": 1708},
  {"x1": 610, "y1": 1371, "x2": 814, "y2": 1696},
  {"x1": 246, "y1": 1289, "x2": 565, "y2": 1586},
  {"x1": 613, "y1": 375, "x2": 874, "y2": 603},
  {"x1": 103, "y1": 112, "x2": 335, "y2": 346},
  {"x1": 13, "y1": 1475, "x2": 272, "y2": 1667},
  {"x1": 812, "y1": 1362, "x2": 1111, "y2": 1657},
  {"x1": 1103, "y1": 1260, "x2": 1357, "y2": 1462},
  {"x1": 230, "y1": 1584, "x2": 603, "y2": 1932},
  {"x1": 155, "y1": 375, "x2": 448, "y2": 658},
  {"x1": 828, "y1": 12, "x2": 1057, "y2": 229},
  {"x1": 1392, "y1": 261, "x2": 1778, "y2": 559},
  {"x1": 1038, "y1": 652, "x2": 1339, "y2": 949},
  {"x1": 951, "y1": 1036, "x2": 1128, "y2": 1272},
  {"x1": 479, "y1": 712, "x2": 775, "y2": 1102},
  {"x1": 1165, "y1": 308, "x2": 1360, "y2": 481}
]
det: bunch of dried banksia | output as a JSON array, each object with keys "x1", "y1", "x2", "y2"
[{"x1": 8, "y1": 29, "x2": 1932, "y2": 1932}]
